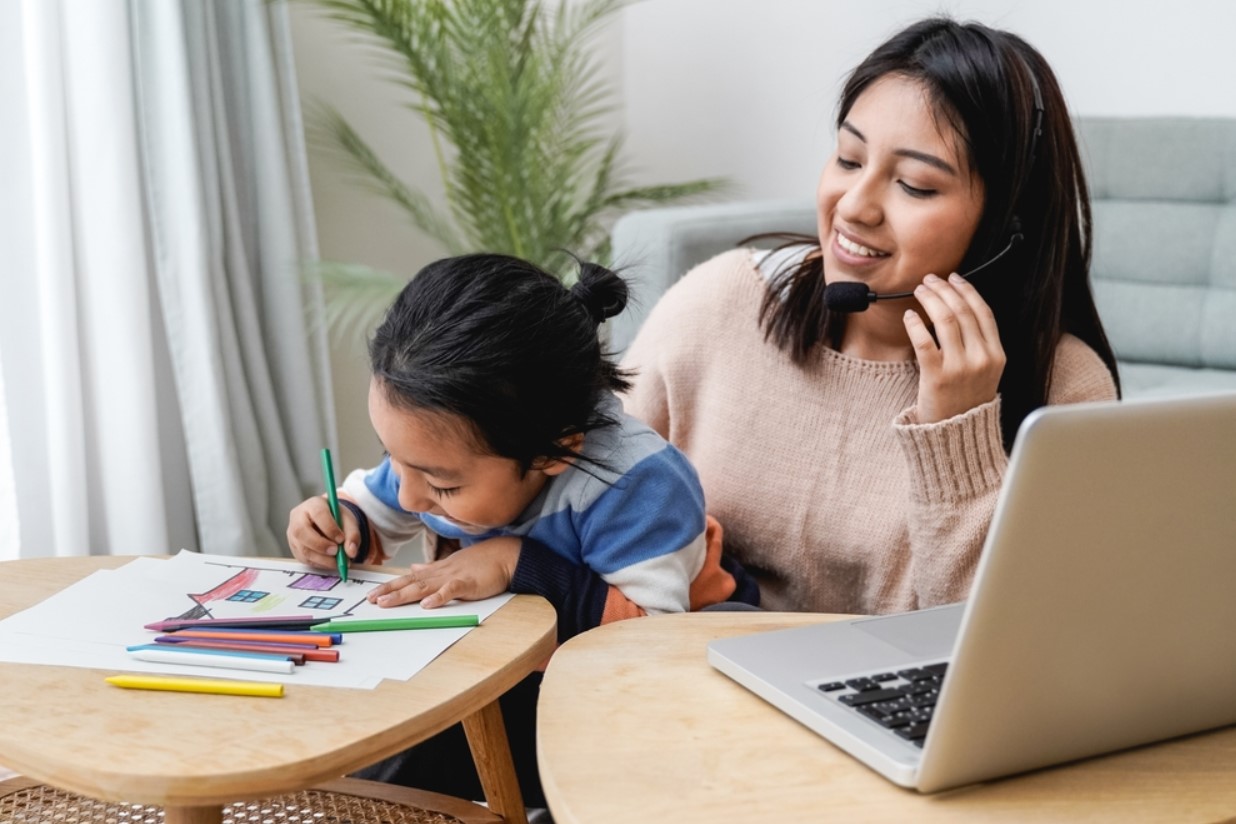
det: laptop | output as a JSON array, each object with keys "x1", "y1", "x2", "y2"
[{"x1": 707, "y1": 391, "x2": 1236, "y2": 792}]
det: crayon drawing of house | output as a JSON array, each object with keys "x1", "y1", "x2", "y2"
[{"x1": 170, "y1": 561, "x2": 376, "y2": 621}]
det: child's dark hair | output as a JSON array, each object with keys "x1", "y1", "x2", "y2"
[{"x1": 369, "y1": 253, "x2": 632, "y2": 473}]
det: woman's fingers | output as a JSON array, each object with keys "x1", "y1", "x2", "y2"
[
  {"x1": 914, "y1": 274, "x2": 985, "y2": 352},
  {"x1": 947, "y1": 273, "x2": 1002, "y2": 345},
  {"x1": 904, "y1": 309, "x2": 941, "y2": 369},
  {"x1": 913, "y1": 274, "x2": 1006, "y2": 368},
  {"x1": 906, "y1": 273, "x2": 1006, "y2": 423}
]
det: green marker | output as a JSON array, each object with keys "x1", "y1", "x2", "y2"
[
  {"x1": 313, "y1": 615, "x2": 480, "y2": 632},
  {"x1": 320, "y1": 447, "x2": 348, "y2": 583}
]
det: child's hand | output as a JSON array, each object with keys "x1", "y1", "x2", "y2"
[
  {"x1": 368, "y1": 536, "x2": 522, "y2": 609},
  {"x1": 286, "y1": 495, "x2": 362, "y2": 570}
]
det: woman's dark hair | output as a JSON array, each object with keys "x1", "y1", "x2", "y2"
[
  {"x1": 369, "y1": 253, "x2": 632, "y2": 472},
  {"x1": 759, "y1": 16, "x2": 1120, "y2": 449}
]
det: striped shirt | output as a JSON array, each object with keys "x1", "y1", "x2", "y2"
[{"x1": 342, "y1": 393, "x2": 756, "y2": 639}]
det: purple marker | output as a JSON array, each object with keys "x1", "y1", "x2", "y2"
[{"x1": 144, "y1": 614, "x2": 330, "y2": 632}]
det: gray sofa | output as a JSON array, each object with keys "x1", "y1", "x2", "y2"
[{"x1": 610, "y1": 117, "x2": 1236, "y2": 399}]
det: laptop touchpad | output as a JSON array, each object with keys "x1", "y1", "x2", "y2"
[{"x1": 851, "y1": 604, "x2": 964, "y2": 659}]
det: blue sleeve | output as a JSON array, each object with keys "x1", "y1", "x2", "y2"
[
  {"x1": 575, "y1": 445, "x2": 706, "y2": 574},
  {"x1": 510, "y1": 444, "x2": 710, "y2": 639},
  {"x1": 363, "y1": 457, "x2": 405, "y2": 512}
]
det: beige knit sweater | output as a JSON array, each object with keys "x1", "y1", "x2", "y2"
[{"x1": 620, "y1": 249, "x2": 1118, "y2": 615}]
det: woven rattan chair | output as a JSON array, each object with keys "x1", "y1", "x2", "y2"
[{"x1": 0, "y1": 775, "x2": 503, "y2": 824}]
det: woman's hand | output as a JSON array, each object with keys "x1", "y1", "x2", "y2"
[
  {"x1": 368, "y1": 536, "x2": 522, "y2": 609},
  {"x1": 287, "y1": 496, "x2": 361, "y2": 570},
  {"x1": 904, "y1": 273, "x2": 1006, "y2": 423}
]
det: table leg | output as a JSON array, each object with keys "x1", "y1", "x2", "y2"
[
  {"x1": 163, "y1": 804, "x2": 222, "y2": 824},
  {"x1": 462, "y1": 700, "x2": 527, "y2": 824}
]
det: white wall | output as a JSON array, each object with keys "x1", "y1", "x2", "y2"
[
  {"x1": 288, "y1": 4, "x2": 449, "y2": 471},
  {"x1": 621, "y1": 0, "x2": 1236, "y2": 203},
  {"x1": 289, "y1": 0, "x2": 1236, "y2": 459}
]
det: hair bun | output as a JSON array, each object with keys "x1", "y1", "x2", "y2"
[{"x1": 569, "y1": 261, "x2": 629, "y2": 324}]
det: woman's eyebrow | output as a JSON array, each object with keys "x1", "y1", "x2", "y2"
[{"x1": 840, "y1": 120, "x2": 958, "y2": 176}]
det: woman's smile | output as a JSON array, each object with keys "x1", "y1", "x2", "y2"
[{"x1": 832, "y1": 227, "x2": 892, "y2": 267}]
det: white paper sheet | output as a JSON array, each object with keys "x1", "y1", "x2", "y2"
[{"x1": 0, "y1": 552, "x2": 514, "y2": 689}]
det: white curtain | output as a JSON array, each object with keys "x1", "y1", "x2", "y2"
[{"x1": 0, "y1": 0, "x2": 334, "y2": 559}]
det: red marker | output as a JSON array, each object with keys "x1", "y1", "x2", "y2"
[{"x1": 155, "y1": 636, "x2": 339, "y2": 663}]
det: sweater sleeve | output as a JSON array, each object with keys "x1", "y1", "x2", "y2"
[
  {"x1": 892, "y1": 334, "x2": 1119, "y2": 607},
  {"x1": 339, "y1": 462, "x2": 427, "y2": 565},
  {"x1": 510, "y1": 516, "x2": 759, "y2": 643},
  {"x1": 894, "y1": 398, "x2": 1008, "y2": 607},
  {"x1": 509, "y1": 443, "x2": 759, "y2": 642},
  {"x1": 509, "y1": 539, "x2": 631, "y2": 642},
  {"x1": 509, "y1": 446, "x2": 704, "y2": 642}
]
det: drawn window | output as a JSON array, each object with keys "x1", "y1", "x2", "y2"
[
  {"x1": 300, "y1": 596, "x2": 342, "y2": 611},
  {"x1": 228, "y1": 590, "x2": 268, "y2": 603}
]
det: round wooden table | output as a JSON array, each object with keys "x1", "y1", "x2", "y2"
[
  {"x1": 0, "y1": 556, "x2": 557, "y2": 824},
  {"x1": 538, "y1": 612, "x2": 1236, "y2": 823}
]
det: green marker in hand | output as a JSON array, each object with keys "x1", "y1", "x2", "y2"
[{"x1": 320, "y1": 447, "x2": 348, "y2": 582}]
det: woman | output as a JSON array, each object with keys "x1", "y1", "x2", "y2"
[{"x1": 621, "y1": 17, "x2": 1120, "y2": 615}]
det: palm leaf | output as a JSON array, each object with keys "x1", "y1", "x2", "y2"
[
  {"x1": 311, "y1": 103, "x2": 464, "y2": 252},
  {"x1": 602, "y1": 178, "x2": 732, "y2": 212},
  {"x1": 306, "y1": 261, "x2": 406, "y2": 345},
  {"x1": 299, "y1": 0, "x2": 728, "y2": 335}
]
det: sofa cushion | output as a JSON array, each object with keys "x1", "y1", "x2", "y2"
[
  {"x1": 1119, "y1": 362, "x2": 1236, "y2": 398},
  {"x1": 1077, "y1": 118, "x2": 1236, "y2": 371}
]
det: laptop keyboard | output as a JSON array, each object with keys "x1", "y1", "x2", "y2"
[{"x1": 817, "y1": 662, "x2": 949, "y2": 748}]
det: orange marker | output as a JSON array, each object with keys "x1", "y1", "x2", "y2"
[{"x1": 166, "y1": 629, "x2": 334, "y2": 648}]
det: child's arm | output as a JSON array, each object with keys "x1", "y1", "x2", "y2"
[
  {"x1": 364, "y1": 519, "x2": 759, "y2": 642},
  {"x1": 361, "y1": 447, "x2": 759, "y2": 641},
  {"x1": 509, "y1": 515, "x2": 757, "y2": 642},
  {"x1": 509, "y1": 538, "x2": 645, "y2": 639},
  {"x1": 338, "y1": 461, "x2": 427, "y2": 564},
  {"x1": 511, "y1": 448, "x2": 758, "y2": 640}
]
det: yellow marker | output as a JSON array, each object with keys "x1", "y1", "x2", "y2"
[{"x1": 104, "y1": 674, "x2": 284, "y2": 698}]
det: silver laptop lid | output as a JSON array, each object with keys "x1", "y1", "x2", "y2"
[{"x1": 918, "y1": 391, "x2": 1236, "y2": 791}]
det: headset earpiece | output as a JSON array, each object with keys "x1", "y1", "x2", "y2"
[{"x1": 1009, "y1": 216, "x2": 1025, "y2": 247}]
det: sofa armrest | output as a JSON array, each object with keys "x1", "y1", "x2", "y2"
[{"x1": 608, "y1": 199, "x2": 815, "y2": 354}]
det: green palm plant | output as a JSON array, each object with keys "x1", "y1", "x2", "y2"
[{"x1": 305, "y1": 0, "x2": 726, "y2": 337}]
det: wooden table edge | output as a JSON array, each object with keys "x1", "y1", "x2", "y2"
[{"x1": 0, "y1": 556, "x2": 557, "y2": 819}]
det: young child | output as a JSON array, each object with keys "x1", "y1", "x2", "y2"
[
  {"x1": 287, "y1": 252, "x2": 756, "y2": 636},
  {"x1": 286, "y1": 252, "x2": 756, "y2": 806}
]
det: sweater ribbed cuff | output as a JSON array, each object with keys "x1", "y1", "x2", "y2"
[
  {"x1": 337, "y1": 499, "x2": 372, "y2": 564},
  {"x1": 894, "y1": 398, "x2": 1008, "y2": 503}
]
